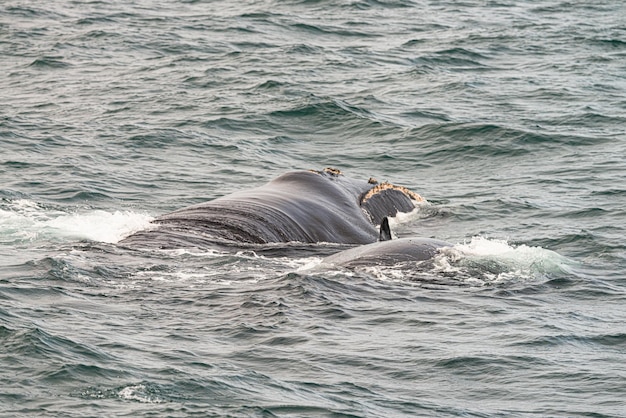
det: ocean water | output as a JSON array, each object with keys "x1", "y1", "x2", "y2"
[{"x1": 1, "y1": 0, "x2": 625, "y2": 416}]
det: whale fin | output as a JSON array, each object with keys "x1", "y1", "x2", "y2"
[{"x1": 379, "y1": 217, "x2": 392, "y2": 241}]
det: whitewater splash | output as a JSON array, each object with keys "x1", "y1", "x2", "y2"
[
  {"x1": 77, "y1": 383, "x2": 166, "y2": 404},
  {"x1": 347, "y1": 236, "x2": 575, "y2": 286},
  {"x1": 0, "y1": 199, "x2": 153, "y2": 244},
  {"x1": 388, "y1": 201, "x2": 434, "y2": 226},
  {"x1": 430, "y1": 236, "x2": 574, "y2": 285}
]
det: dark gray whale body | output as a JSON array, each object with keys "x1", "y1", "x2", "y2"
[
  {"x1": 322, "y1": 237, "x2": 452, "y2": 268},
  {"x1": 322, "y1": 218, "x2": 452, "y2": 268},
  {"x1": 120, "y1": 168, "x2": 424, "y2": 249}
]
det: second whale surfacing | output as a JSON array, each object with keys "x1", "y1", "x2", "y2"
[
  {"x1": 321, "y1": 218, "x2": 452, "y2": 268},
  {"x1": 120, "y1": 168, "x2": 425, "y2": 249}
]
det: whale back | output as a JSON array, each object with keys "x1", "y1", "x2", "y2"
[
  {"x1": 120, "y1": 169, "x2": 423, "y2": 249},
  {"x1": 323, "y1": 237, "x2": 452, "y2": 268}
]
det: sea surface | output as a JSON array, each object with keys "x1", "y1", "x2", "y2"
[{"x1": 1, "y1": 0, "x2": 625, "y2": 416}]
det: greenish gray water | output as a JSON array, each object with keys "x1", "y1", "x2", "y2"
[{"x1": 1, "y1": 1, "x2": 625, "y2": 416}]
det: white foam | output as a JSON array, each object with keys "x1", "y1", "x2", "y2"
[
  {"x1": 117, "y1": 384, "x2": 164, "y2": 404},
  {"x1": 433, "y1": 236, "x2": 573, "y2": 284},
  {"x1": 45, "y1": 210, "x2": 153, "y2": 243},
  {"x1": 0, "y1": 199, "x2": 153, "y2": 244},
  {"x1": 128, "y1": 249, "x2": 320, "y2": 285},
  {"x1": 447, "y1": 236, "x2": 564, "y2": 266},
  {"x1": 389, "y1": 200, "x2": 432, "y2": 225},
  {"x1": 296, "y1": 257, "x2": 324, "y2": 271},
  {"x1": 157, "y1": 247, "x2": 226, "y2": 257}
]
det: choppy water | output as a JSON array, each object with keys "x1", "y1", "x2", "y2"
[{"x1": 1, "y1": 0, "x2": 625, "y2": 416}]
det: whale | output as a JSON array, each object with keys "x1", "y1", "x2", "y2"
[
  {"x1": 322, "y1": 218, "x2": 452, "y2": 268},
  {"x1": 120, "y1": 168, "x2": 425, "y2": 249}
]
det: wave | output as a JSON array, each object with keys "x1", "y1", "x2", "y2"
[
  {"x1": 28, "y1": 57, "x2": 72, "y2": 69},
  {"x1": 2, "y1": 325, "x2": 113, "y2": 367},
  {"x1": 393, "y1": 122, "x2": 610, "y2": 165},
  {"x1": 411, "y1": 47, "x2": 493, "y2": 72},
  {"x1": 265, "y1": 96, "x2": 404, "y2": 139}
]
